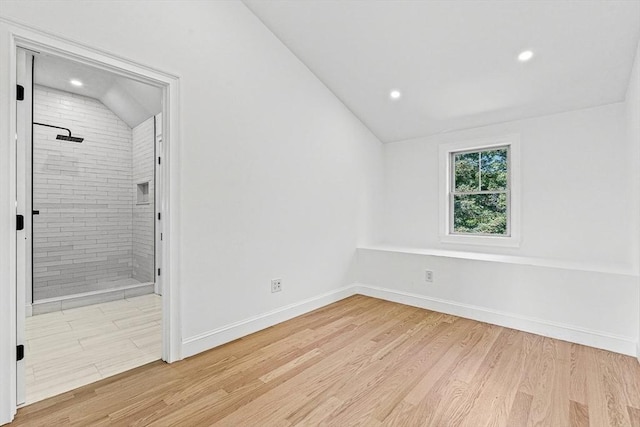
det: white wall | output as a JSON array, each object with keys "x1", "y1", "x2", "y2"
[
  {"x1": 626, "y1": 41, "x2": 640, "y2": 358},
  {"x1": 360, "y1": 102, "x2": 639, "y2": 356},
  {"x1": 0, "y1": 0, "x2": 382, "y2": 373},
  {"x1": 356, "y1": 248, "x2": 638, "y2": 355},
  {"x1": 32, "y1": 86, "x2": 134, "y2": 303},
  {"x1": 379, "y1": 103, "x2": 636, "y2": 272},
  {"x1": 132, "y1": 116, "x2": 155, "y2": 283}
]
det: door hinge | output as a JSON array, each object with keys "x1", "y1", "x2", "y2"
[
  {"x1": 158, "y1": 157, "x2": 161, "y2": 165},
  {"x1": 158, "y1": 212, "x2": 161, "y2": 220},
  {"x1": 160, "y1": 233, "x2": 163, "y2": 241},
  {"x1": 17, "y1": 85, "x2": 24, "y2": 101},
  {"x1": 17, "y1": 215, "x2": 24, "y2": 231},
  {"x1": 157, "y1": 268, "x2": 161, "y2": 276},
  {"x1": 17, "y1": 345, "x2": 24, "y2": 361}
]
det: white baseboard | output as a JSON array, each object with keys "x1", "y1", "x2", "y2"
[
  {"x1": 25, "y1": 304, "x2": 32, "y2": 318},
  {"x1": 353, "y1": 283, "x2": 637, "y2": 357},
  {"x1": 180, "y1": 283, "x2": 637, "y2": 359},
  {"x1": 181, "y1": 285, "x2": 358, "y2": 358}
]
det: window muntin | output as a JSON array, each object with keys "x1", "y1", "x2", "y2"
[{"x1": 450, "y1": 146, "x2": 509, "y2": 236}]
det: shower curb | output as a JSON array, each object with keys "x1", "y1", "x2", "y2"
[{"x1": 31, "y1": 282, "x2": 155, "y2": 315}]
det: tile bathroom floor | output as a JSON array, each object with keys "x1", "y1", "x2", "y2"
[{"x1": 24, "y1": 293, "x2": 162, "y2": 405}]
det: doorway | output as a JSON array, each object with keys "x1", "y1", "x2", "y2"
[
  {"x1": 1, "y1": 21, "x2": 181, "y2": 423},
  {"x1": 16, "y1": 48, "x2": 165, "y2": 405},
  {"x1": 0, "y1": 25, "x2": 183, "y2": 421}
]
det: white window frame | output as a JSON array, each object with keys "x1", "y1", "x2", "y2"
[{"x1": 438, "y1": 134, "x2": 521, "y2": 247}]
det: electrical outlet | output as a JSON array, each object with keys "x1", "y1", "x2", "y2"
[
  {"x1": 271, "y1": 278, "x2": 282, "y2": 293},
  {"x1": 425, "y1": 270, "x2": 434, "y2": 283}
]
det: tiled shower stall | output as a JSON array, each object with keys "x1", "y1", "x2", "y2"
[{"x1": 31, "y1": 85, "x2": 157, "y2": 314}]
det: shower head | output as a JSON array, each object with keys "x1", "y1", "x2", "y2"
[
  {"x1": 33, "y1": 122, "x2": 84, "y2": 143},
  {"x1": 56, "y1": 134, "x2": 84, "y2": 143}
]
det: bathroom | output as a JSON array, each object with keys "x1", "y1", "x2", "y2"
[{"x1": 20, "y1": 50, "x2": 163, "y2": 404}]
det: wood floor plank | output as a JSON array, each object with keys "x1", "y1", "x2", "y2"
[
  {"x1": 460, "y1": 329, "x2": 527, "y2": 426},
  {"x1": 526, "y1": 338, "x2": 571, "y2": 426},
  {"x1": 569, "y1": 343, "x2": 588, "y2": 405},
  {"x1": 380, "y1": 400, "x2": 416, "y2": 426},
  {"x1": 212, "y1": 307, "x2": 419, "y2": 425},
  {"x1": 329, "y1": 319, "x2": 476, "y2": 424},
  {"x1": 402, "y1": 321, "x2": 495, "y2": 406},
  {"x1": 570, "y1": 400, "x2": 589, "y2": 427},
  {"x1": 628, "y1": 406, "x2": 640, "y2": 426},
  {"x1": 400, "y1": 323, "x2": 503, "y2": 425},
  {"x1": 517, "y1": 333, "x2": 544, "y2": 397},
  {"x1": 10, "y1": 295, "x2": 640, "y2": 427},
  {"x1": 507, "y1": 392, "x2": 534, "y2": 427},
  {"x1": 372, "y1": 319, "x2": 480, "y2": 422},
  {"x1": 586, "y1": 348, "x2": 632, "y2": 426},
  {"x1": 419, "y1": 328, "x2": 519, "y2": 426},
  {"x1": 615, "y1": 352, "x2": 640, "y2": 409}
]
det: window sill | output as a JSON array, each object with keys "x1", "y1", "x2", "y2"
[{"x1": 439, "y1": 233, "x2": 520, "y2": 248}]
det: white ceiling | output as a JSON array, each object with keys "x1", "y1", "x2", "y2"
[
  {"x1": 34, "y1": 54, "x2": 162, "y2": 128},
  {"x1": 244, "y1": 0, "x2": 640, "y2": 142}
]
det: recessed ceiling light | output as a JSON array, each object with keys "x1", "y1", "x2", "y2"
[
  {"x1": 518, "y1": 50, "x2": 534, "y2": 62},
  {"x1": 390, "y1": 90, "x2": 401, "y2": 99},
  {"x1": 70, "y1": 79, "x2": 83, "y2": 87}
]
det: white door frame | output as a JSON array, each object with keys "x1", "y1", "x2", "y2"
[
  {"x1": 155, "y1": 113, "x2": 164, "y2": 297},
  {"x1": 15, "y1": 47, "x2": 33, "y2": 407},
  {"x1": 0, "y1": 18, "x2": 182, "y2": 424}
]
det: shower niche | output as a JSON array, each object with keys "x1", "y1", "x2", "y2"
[
  {"x1": 31, "y1": 84, "x2": 160, "y2": 315},
  {"x1": 137, "y1": 182, "x2": 150, "y2": 204}
]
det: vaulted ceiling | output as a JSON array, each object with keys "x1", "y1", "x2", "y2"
[
  {"x1": 34, "y1": 53, "x2": 161, "y2": 128},
  {"x1": 244, "y1": 0, "x2": 640, "y2": 142}
]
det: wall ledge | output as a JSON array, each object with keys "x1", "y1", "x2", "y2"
[{"x1": 358, "y1": 245, "x2": 638, "y2": 276}]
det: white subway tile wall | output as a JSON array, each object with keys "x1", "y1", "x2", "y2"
[
  {"x1": 33, "y1": 85, "x2": 155, "y2": 302},
  {"x1": 132, "y1": 116, "x2": 155, "y2": 282}
]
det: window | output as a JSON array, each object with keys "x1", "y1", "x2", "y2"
[
  {"x1": 439, "y1": 135, "x2": 520, "y2": 246},
  {"x1": 451, "y1": 147, "x2": 509, "y2": 235}
]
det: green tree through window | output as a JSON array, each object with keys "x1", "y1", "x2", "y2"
[{"x1": 451, "y1": 147, "x2": 509, "y2": 235}]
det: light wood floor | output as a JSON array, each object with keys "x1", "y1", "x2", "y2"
[
  {"x1": 24, "y1": 293, "x2": 162, "y2": 404},
  {"x1": 11, "y1": 295, "x2": 640, "y2": 426}
]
